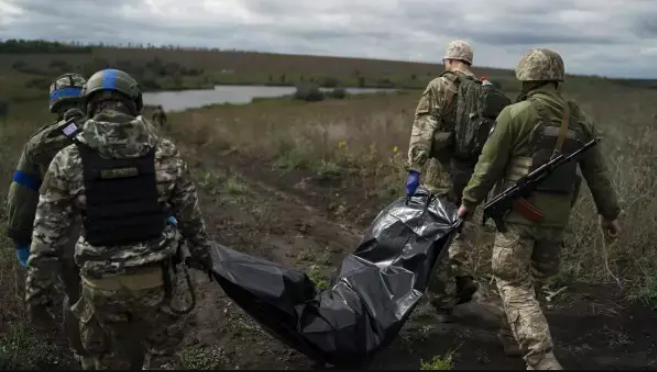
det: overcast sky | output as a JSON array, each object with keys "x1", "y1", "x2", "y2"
[{"x1": 1, "y1": 0, "x2": 656, "y2": 78}]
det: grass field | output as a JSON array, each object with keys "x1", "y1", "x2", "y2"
[
  {"x1": 164, "y1": 81, "x2": 657, "y2": 289},
  {"x1": 1, "y1": 41, "x2": 657, "y2": 369},
  {"x1": 1, "y1": 39, "x2": 522, "y2": 102}
]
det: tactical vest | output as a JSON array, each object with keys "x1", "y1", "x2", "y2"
[
  {"x1": 504, "y1": 97, "x2": 584, "y2": 195},
  {"x1": 78, "y1": 145, "x2": 166, "y2": 247}
]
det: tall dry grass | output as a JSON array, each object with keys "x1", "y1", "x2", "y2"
[{"x1": 167, "y1": 81, "x2": 657, "y2": 300}]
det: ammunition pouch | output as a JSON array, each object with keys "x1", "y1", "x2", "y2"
[{"x1": 430, "y1": 131, "x2": 455, "y2": 160}]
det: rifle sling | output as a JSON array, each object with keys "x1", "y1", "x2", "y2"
[{"x1": 554, "y1": 100, "x2": 571, "y2": 157}]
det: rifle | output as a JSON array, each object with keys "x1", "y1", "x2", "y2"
[{"x1": 483, "y1": 138, "x2": 598, "y2": 233}]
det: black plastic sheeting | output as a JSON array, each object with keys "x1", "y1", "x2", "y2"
[{"x1": 207, "y1": 188, "x2": 460, "y2": 366}]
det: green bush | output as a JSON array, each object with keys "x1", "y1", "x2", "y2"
[
  {"x1": 328, "y1": 87, "x2": 347, "y2": 99},
  {"x1": 293, "y1": 83, "x2": 325, "y2": 102}
]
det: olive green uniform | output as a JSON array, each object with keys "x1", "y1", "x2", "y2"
[{"x1": 461, "y1": 85, "x2": 620, "y2": 368}]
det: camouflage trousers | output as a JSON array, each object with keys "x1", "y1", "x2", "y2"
[
  {"x1": 61, "y1": 223, "x2": 91, "y2": 360},
  {"x1": 493, "y1": 223, "x2": 564, "y2": 369},
  {"x1": 72, "y1": 266, "x2": 184, "y2": 370},
  {"x1": 421, "y1": 159, "x2": 478, "y2": 307},
  {"x1": 426, "y1": 203, "x2": 480, "y2": 307}
]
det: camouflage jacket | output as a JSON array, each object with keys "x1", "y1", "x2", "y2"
[
  {"x1": 462, "y1": 86, "x2": 621, "y2": 227},
  {"x1": 7, "y1": 119, "x2": 74, "y2": 246},
  {"x1": 407, "y1": 68, "x2": 477, "y2": 194},
  {"x1": 26, "y1": 111, "x2": 212, "y2": 306},
  {"x1": 152, "y1": 109, "x2": 167, "y2": 124}
]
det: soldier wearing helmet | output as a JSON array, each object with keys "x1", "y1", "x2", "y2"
[
  {"x1": 25, "y1": 69, "x2": 213, "y2": 369},
  {"x1": 406, "y1": 40, "x2": 506, "y2": 322},
  {"x1": 152, "y1": 105, "x2": 168, "y2": 129},
  {"x1": 6, "y1": 72, "x2": 92, "y2": 368},
  {"x1": 457, "y1": 48, "x2": 621, "y2": 369}
]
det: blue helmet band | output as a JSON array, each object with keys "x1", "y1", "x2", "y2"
[
  {"x1": 50, "y1": 87, "x2": 83, "y2": 102},
  {"x1": 101, "y1": 69, "x2": 118, "y2": 89}
]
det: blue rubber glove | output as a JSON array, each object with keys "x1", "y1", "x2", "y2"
[
  {"x1": 16, "y1": 247, "x2": 30, "y2": 268},
  {"x1": 405, "y1": 170, "x2": 420, "y2": 197},
  {"x1": 167, "y1": 216, "x2": 178, "y2": 226}
]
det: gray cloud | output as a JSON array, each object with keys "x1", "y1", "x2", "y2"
[{"x1": 1, "y1": 0, "x2": 656, "y2": 78}]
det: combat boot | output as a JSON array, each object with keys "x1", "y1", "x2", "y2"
[
  {"x1": 497, "y1": 332, "x2": 522, "y2": 358},
  {"x1": 526, "y1": 352, "x2": 563, "y2": 370},
  {"x1": 455, "y1": 276, "x2": 478, "y2": 304}
]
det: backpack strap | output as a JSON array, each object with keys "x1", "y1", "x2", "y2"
[
  {"x1": 438, "y1": 71, "x2": 462, "y2": 113},
  {"x1": 553, "y1": 100, "x2": 571, "y2": 157},
  {"x1": 528, "y1": 97, "x2": 571, "y2": 158}
]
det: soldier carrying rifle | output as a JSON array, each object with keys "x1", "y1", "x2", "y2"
[{"x1": 455, "y1": 48, "x2": 622, "y2": 370}]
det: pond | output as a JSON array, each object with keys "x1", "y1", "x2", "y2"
[{"x1": 142, "y1": 85, "x2": 397, "y2": 111}]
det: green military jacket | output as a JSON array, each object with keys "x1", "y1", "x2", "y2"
[
  {"x1": 462, "y1": 85, "x2": 620, "y2": 228},
  {"x1": 7, "y1": 120, "x2": 74, "y2": 246}
]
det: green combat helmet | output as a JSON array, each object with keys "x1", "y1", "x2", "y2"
[
  {"x1": 82, "y1": 69, "x2": 143, "y2": 115},
  {"x1": 49, "y1": 73, "x2": 87, "y2": 113},
  {"x1": 515, "y1": 48, "x2": 565, "y2": 82}
]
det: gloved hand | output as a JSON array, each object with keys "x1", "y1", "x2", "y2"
[
  {"x1": 28, "y1": 303, "x2": 55, "y2": 333},
  {"x1": 16, "y1": 246, "x2": 30, "y2": 268},
  {"x1": 405, "y1": 170, "x2": 420, "y2": 197},
  {"x1": 167, "y1": 216, "x2": 178, "y2": 226}
]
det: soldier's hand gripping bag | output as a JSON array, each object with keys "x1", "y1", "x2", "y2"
[{"x1": 207, "y1": 187, "x2": 459, "y2": 366}]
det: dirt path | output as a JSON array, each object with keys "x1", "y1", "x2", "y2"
[{"x1": 178, "y1": 153, "x2": 657, "y2": 370}]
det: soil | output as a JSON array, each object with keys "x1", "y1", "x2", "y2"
[{"x1": 175, "y1": 150, "x2": 657, "y2": 370}]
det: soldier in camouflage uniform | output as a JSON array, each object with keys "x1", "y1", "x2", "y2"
[
  {"x1": 405, "y1": 40, "x2": 483, "y2": 322},
  {"x1": 457, "y1": 48, "x2": 621, "y2": 369},
  {"x1": 6, "y1": 73, "x2": 92, "y2": 368},
  {"x1": 25, "y1": 69, "x2": 213, "y2": 370},
  {"x1": 152, "y1": 105, "x2": 167, "y2": 129}
]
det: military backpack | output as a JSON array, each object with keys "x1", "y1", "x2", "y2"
[{"x1": 443, "y1": 72, "x2": 512, "y2": 162}]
